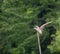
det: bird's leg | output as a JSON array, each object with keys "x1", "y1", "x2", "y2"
[{"x1": 37, "y1": 32, "x2": 42, "y2": 54}]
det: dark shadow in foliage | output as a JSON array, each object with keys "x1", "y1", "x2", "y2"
[
  {"x1": 0, "y1": 48, "x2": 11, "y2": 54},
  {"x1": 11, "y1": 42, "x2": 17, "y2": 48},
  {"x1": 48, "y1": 4, "x2": 56, "y2": 9},
  {"x1": 53, "y1": 51, "x2": 60, "y2": 54},
  {"x1": 55, "y1": 0, "x2": 58, "y2": 2},
  {"x1": 43, "y1": 48, "x2": 51, "y2": 54},
  {"x1": 38, "y1": 9, "x2": 51, "y2": 18},
  {"x1": 0, "y1": 48, "x2": 3, "y2": 54},
  {"x1": 48, "y1": 26, "x2": 56, "y2": 35},
  {"x1": 5, "y1": 51, "x2": 11, "y2": 54},
  {"x1": 0, "y1": 9, "x2": 2, "y2": 13},
  {"x1": 24, "y1": 45, "x2": 31, "y2": 54},
  {"x1": 41, "y1": 26, "x2": 56, "y2": 54},
  {"x1": 38, "y1": 19, "x2": 46, "y2": 25}
]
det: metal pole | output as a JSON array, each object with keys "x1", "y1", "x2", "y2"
[{"x1": 37, "y1": 32, "x2": 42, "y2": 54}]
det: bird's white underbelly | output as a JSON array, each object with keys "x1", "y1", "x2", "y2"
[{"x1": 38, "y1": 30, "x2": 42, "y2": 34}]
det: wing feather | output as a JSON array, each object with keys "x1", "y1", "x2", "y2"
[{"x1": 39, "y1": 22, "x2": 52, "y2": 31}]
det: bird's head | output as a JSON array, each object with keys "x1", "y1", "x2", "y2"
[{"x1": 34, "y1": 26, "x2": 39, "y2": 30}]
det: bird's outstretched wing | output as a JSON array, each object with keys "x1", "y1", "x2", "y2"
[{"x1": 39, "y1": 22, "x2": 52, "y2": 31}]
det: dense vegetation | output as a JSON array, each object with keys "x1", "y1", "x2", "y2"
[{"x1": 0, "y1": 0, "x2": 60, "y2": 54}]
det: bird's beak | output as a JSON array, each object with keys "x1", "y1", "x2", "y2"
[{"x1": 34, "y1": 26, "x2": 38, "y2": 30}]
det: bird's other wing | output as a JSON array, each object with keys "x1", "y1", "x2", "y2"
[{"x1": 39, "y1": 22, "x2": 52, "y2": 31}]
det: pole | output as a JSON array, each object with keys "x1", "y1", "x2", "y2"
[{"x1": 37, "y1": 32, "x2": 42, "y2": 54}]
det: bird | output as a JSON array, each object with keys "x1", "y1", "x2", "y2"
[
  {"x1": 34, "y1": 22, "x2": 52, "y2": 34},
  {"x1": 34, "y1": 22, "x2": 52, "y2": 54}
]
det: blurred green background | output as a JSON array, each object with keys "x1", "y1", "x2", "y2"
[{"x1": 0, "y1": 0, "x2": 60, "y2": 54}]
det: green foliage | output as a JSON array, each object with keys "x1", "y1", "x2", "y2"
[{"x1": 0, "y1": 0, "x2": 60, "y2": 54}]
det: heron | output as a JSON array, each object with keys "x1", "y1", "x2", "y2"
[{"x1": 34, "y1": 22, "x2": 52, "y2": 54}]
